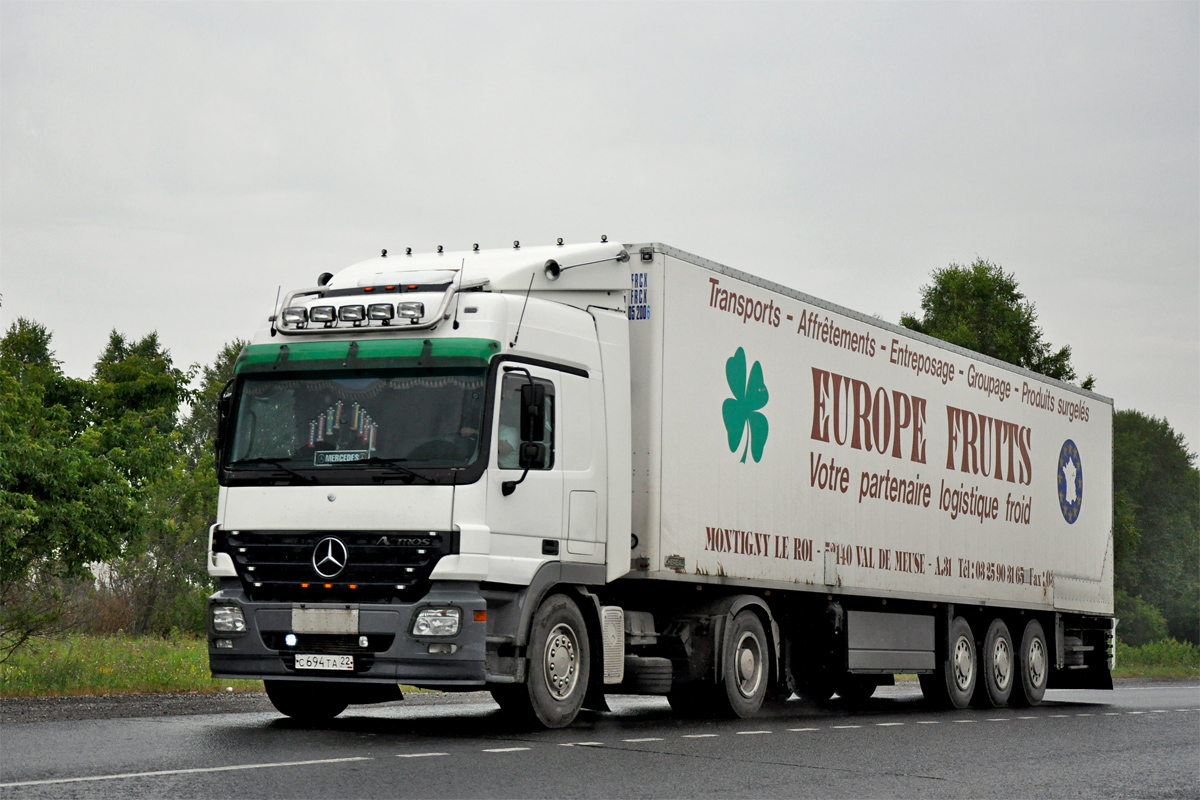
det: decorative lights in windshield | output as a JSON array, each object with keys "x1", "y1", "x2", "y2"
[
  {"x1": 282, "y1": 301, "x2": 425, "y2": 329},
  {"x1": 308, "y1": 401, "x2": 379, "y2": 465}
]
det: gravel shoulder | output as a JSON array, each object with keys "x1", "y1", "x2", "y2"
[{"x1": 2, "y1": 677, "x2": 1193, "y2": 725}]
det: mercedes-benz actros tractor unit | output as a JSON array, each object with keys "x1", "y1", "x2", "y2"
[{"x1": 208, "y1": 240, "x2": 1114, "y2": 727}]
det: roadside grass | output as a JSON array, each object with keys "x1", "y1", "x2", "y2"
[
  {"x1": 0, "y1": 634, "x2": 259, "y2": 698},
  {"x1": 2, "y1": 634, "x2": 1196, "y2": 698},
  {"x1": 1113, "y1": 638, "x2": 1200, "y2": 679}
]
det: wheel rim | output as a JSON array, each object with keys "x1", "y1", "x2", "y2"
[
  {"x1": 734, "y1": 631, "x2": 763, "y2": 698},
  {"x1": 992, "y1": 636, "x2": 1012, "y2": 691},
  {"x1": 543, "y1": 622, "x2": 579, "y2": 701},
  {"x1": 1027, "y1": 637, "x2": 1047, "y2": 689},
  {"x1": 952, "y1": 635, "x2": 974, "y2": 691}
]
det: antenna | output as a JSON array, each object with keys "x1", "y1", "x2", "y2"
[
  {"x1": 269, "y1": 284, "x2": 282, "y2": 336},
  {"x1": 452, "y1": 258, "x2": 466, "y2": 330},
  {"x1": 509, "y1": 272, "x2": 536, "y2": 349}
]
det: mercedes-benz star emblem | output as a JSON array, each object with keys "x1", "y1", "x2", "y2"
[{"x1": 312, "y1": 537, "x2": 348, "y2": 578}]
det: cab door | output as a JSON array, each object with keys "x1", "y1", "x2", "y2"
[{"x1": 487, "y1": 366, "x2": 563, "y2": 553}]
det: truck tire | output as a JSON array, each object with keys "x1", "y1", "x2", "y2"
[
  {"x1": 493, "y1": 593, "x2": 590, "y2": 729},
  {"x1": 1012, "y1": 619, "x2": 1049, "y2": 707},
  {"x1": 715, "y1": 611, "x2": 768, "y2": 718},
  {"x1": 264, "y1": 680, "x2": 348, "y2": 720},
  {"x1": 921, "y1": 616, "x2": 976, "y2": 709},
  {"x1": 973, "y1": 618, "x2": 1015, "y2": 708}
]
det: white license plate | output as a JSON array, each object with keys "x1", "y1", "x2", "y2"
[{"x1": 294, "y1": 653, "x2": 354, "y2": 671}]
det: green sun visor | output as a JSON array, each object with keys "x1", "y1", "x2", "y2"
[{"x1": 234, "y1": 337, "x2": 501, "y2": 375}]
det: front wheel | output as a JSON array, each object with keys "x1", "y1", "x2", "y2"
[
  {"x1": 494, "y1": 594, "x2": 590, "y2": 728},
  {"x1": 264, "y1": 680, "x2": 348, "y2": 720}
]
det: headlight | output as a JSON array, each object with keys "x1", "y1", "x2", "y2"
[
  {"x1": 212, "y1": 605, "x2": 247, "y2": 633},
  {"x1": 368, "y1": 303, "x2": 394, "y2": 321},
  {"x1": 412, "y1": 607, "x2": 460, "y2": 637},
  {"x1": 310, "y1": 305, "x2": 336, "y2": 323},
  {"x1": 396, "y1": 302, "x2": 425, "y2": 320},
  {"x1": 281, "y1": 307, "x2": 308, "y2": 325},
  {"x1": 339, "y1": 304, "x2": 366, "y2": 322}
]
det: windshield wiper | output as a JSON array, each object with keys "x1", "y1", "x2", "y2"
[
  {"x1": 227, "y1": 458, "x2": 317, "y2": 485},
  {"x1": 357, "y1": 457, "x2": 435, "y2": 484}
]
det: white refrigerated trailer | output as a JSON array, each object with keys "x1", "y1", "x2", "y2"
[{"x1": 208, "y1": 241, "x2": 1114, "y2": 726}]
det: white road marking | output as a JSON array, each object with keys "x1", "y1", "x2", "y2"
[
  {"x1": 1104, "y1": 713, "x2": 1121, "y2": 716},
  {"x1": 955, "y1": 720, "x2": 976, "y2": 723},
  {"x1": 1018, "y1": 716, "x2": 1037, "y2": 719},
  {"x1": 987, "y1": 718, "x2": 1009, "y2": 722},
  {"x1": 0, "y1": 757, "x2": 373, "y2": 789},
  {"x1": 833, "y1": 725, "x2": 862, "y2": 729},
  {"x1": 916, "y1": 721, "x2": 940, "y2": 725},
  {"x1": 788, "y1": 728, "x2": 819, "y2": 732},
  {"x1": 1150, "y1": 710, "x2": 1169, "y2": 713},
  {"x1": 623, "y1": 738, "x2": 663, "y2": 743},
  {"x1": 482, "y1": 747, "x2": 530, "y2": 753},
  {"x1": 876, "y1": 722, "x2": 904, "y2": 727},
  {"x1": 1126, "y1": 711, "x2": 1147, "y2": 715},
  {"x1": 736, "y1": 730, "x2": 771, "y2": 735},
  {"x1": 1076, "y1": 713, "x2": 1094, "y2": 717},
  {"x1": 1049, "y1": 714, "x2": 1070, "y2": 718},
  {"x1": 682, "y1": 734, "x2": 719, "y2": 738},
  {"x1": 397, "y1": 753, "x2": 447, "y2": 759},
  {"x1": 560, "y1": 742, "x2": 603, "y2": 747}
]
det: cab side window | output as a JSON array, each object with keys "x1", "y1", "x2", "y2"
[{"x1": 497, "y1": 374, "x2": 554, "y2": 470}]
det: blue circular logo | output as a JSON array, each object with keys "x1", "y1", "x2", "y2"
[{"x1": 1057, "y1": 440, "x2": 1083, "y2": 524}]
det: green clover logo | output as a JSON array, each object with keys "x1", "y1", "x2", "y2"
[{"x1": 722, "y1": 347, "x2": 769, "y2": 463}]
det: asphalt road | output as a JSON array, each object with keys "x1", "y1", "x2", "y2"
[{"x1": 2, "y1": 681, "x2": 1196, "y2": 799}]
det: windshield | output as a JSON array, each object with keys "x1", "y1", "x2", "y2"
[{"x1": 226, "y1": 368, "x2": 487, "y2": 470}]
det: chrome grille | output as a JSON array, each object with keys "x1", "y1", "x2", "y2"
[{"x1": 215, "y1": 529, "x2": 456, "y2": 602}]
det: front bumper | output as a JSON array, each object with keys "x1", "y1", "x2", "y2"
[{"x1": 207, "y1": 580, "x2": 486, "y2": 687}]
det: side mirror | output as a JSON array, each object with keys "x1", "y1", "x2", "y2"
[
  {"x1": 214, "y1": 379, "x2": 236, "y2": 469},
  {"x1": 518, "y1": 442, "x2": 546, "y2": 470},
  {"x1": 519, "y1": 382, "x2": 546, "y2": 441}
]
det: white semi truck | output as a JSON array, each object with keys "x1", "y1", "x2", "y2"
[{"x1": 208, "y1": 240, "x2": 1114, "y2": 727}]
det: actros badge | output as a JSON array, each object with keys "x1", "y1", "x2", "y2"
[{"x1": 312, "y1": 537, "x2": 349, "y2": 578}]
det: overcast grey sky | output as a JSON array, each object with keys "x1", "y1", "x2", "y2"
[{"x1": 2, "y1": 2, "x2": 1197, "y2": 450}]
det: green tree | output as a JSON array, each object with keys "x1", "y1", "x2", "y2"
[
  {"x1": 180, "y1": 339, "x2": 246, "y2": 465},
  {"x1": 901, "y1": 258, "x2": 1091, "y2": 387},
  {"x1": 96, "y1": 338, "x2": 245, "y2": 635},
  {"x1": 1112, "y1": 410, "x2": 1199, "y2": 643},
  {"x1": 0, "y1": 320, "x2": 139, "y2": 658}
]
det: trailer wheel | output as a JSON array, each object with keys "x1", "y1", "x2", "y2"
[
  {"x1": 1012, "y1": 619, "x2": 1049, "y2": 707},
  {"x1": 494, "y1": 593, "x2": 590, "y2": 729},
  {"x1": 973, "y1": 618, "x2": 1014, "y2": 708},
  {"x1": 264, "y1": 680, "x2": 348, "y2": 720},
  {"x1": 921, "y1": 616, "x2": 976, "y2": 709},
  {"x1": 715, "y1": 611, "x2": 768, "y2": 718}
]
